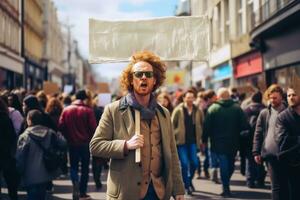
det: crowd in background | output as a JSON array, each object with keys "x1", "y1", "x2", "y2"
[{"x1": 0, "y1": 83, "x2": 299, "y2": 199}]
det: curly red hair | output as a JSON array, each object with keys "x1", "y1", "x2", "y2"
[{"x1": 120, "y1": 51, "x2": 166, "y2": 92}]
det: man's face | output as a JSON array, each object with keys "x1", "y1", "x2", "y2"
[
  {"x1": 269, "y1": 92, "x2": 283, "y2": 108},
  {"x1": 287, "y1": 88, "x2": 300, "y2": 107},
  {"x1": 131, "y1": 61, "x2": 156, "y2": 97},
  {"x1": 184, "y1": 92, "x2": 195, "y2": 107}
]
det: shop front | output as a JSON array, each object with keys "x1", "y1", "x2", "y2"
[
  {"x1": 211, "y1": 63, "x2": 232, "y2": 90},
  {"x1": 234, "y1": 51, "x2": 265, "y2": 91}
]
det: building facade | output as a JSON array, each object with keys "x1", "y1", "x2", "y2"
[
  {"x1": 0, "y1": 0, "x2": 24, "y2": 89},
  {"x1": 250, "y1": 0, "x2": 300, "y2": 91},
  {"x1": 43, "y1": 0, "x2": 65, "y2": 88},
  {"x1": 24, "y1": 0, "x2": 46, "y2": 90}
]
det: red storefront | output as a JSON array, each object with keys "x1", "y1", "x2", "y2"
[{"x1": 234, "y1": 51, "x2": 265, "y2": 91}]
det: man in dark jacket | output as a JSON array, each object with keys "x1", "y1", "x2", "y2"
[
  {"x1": 203, "y1": 87, "x2": 248, "y2": 197},
  {"x1": 59, "y1": 90, "x2": 97, "y2": 199},
  {"x1": 252, "y1": 84, "x2": 287, "y2": 200},
  {"x1": 275, "y1": 87, "x2": 300, "y2": 200},
  {"x1": 242, "y1": 91, "x2": 266, "y2": 188}
]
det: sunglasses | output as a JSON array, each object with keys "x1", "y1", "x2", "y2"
[{"x1": 133, "y1": 71, "x2": 154, "y2": 78}]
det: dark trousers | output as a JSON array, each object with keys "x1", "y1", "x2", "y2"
[
  {"x1": 92, "y1": 157, "x2": 104, "y2": 187},
  {"x1": 245, "y1": 147, "x2": 266, "y2": 184},
  {"x1": 0, "y1": 159, "x2": 19, "y2": 200},
  {"x1": 69, "y1": 144, "x2": 90, "y2": 195},
  {"x1": 286, "y1": 165, "x2": 300, "y2": 200},
  {"x1": 26, "y1": 182, "x2": 48, "y2": 200},
  {"x1": 267, "y1": 157, "x2": 289, "y2": 200}
]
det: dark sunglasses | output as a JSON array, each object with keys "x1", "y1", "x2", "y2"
[{"x1": 133, "y1": 71, "x2": 154, "y2": 78}]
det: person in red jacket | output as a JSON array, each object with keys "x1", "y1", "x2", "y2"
[{"x1": 59, "y1": 90, "x2": 97, "y2": 200}]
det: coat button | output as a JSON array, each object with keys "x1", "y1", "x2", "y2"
[
  {"x1": 145, "y1": 181, "x2": 148, "y2": 184},
  {"x1": 137, "y1": 182, "x2": 141, "y2": 185}
]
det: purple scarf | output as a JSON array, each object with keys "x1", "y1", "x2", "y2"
[{"x1": 125, "y1": 92, "x2": 157, "y2": 120}]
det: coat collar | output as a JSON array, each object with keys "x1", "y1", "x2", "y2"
[{"x1": 119, "y1": 96, "x2": 166, "y2": 118}]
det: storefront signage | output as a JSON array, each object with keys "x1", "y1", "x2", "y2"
[{"x1": 234, "y1": 52, "x2": 263, "y2": 78}]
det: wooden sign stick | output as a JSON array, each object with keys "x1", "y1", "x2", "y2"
[{"x1": 135, "y1": 110, "x2": 141, "y2": 163}]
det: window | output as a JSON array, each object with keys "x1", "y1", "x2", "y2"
[
  {"x1": 237, "y1": 0, "x2": 244, "y2": 36},
  {"x1": 224, "y1": 0, "x2": 230, "y2": 42}
]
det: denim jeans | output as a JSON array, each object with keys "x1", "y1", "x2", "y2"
[
  {"x1": 203, "y1": 146, "x2": 210, "y2": 172},
  {"x1": 69, "y1": 144, "x2": 90, "y2": 195},
  {"x1": 209, "y1": 149, "x2": 219, "y2": 168},
  {"x1": 26, "y1": 182, "x2": 48, "y2": 200},
  {"x1": 212, "y1": 152, "x2": 235, "y2": 189},
  {"x1": 245, "y1": 147, "x2": 266, "y2": 184},
  {"x1": 177, "y1": 143, "x2": 199, "y2": 189}
]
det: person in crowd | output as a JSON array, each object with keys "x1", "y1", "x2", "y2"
[
  {"x1": 0, "y1": 97, "x2": 19, "y2": 200},
  {"x1": 171, "y1": 89, "x2": 203, "y2": 195},
  {"x1": 202, "y1": 90, "x2": 219, "y2": 183},
  {"x1": 22, "y1": 95, "x2": 56, "y2": 132},
  {"x1": 90, "y1": 51, "x2": 185, "y2": 200},
  {"x1": 274, "y1": 87, "x2": 300, "y2": 200},
  {"x1": 45, "y1": 97, "x2": 63, "y2": 129},
  {"x1": 203, "y1": 87, "x2": 248, "y2": 197},
  {"x1": 157, "y1": 92, "x2": 174, "y2": 114},
  {"x1": 252, "y1": 84, "x2": 287, "y2": 200},
  {"x1": 36, "y1": 91, "x2": 48, "y2": 111},
  {"x1": 89, "y1": 94, "x2": 106, "y2": 190},
  {"x1": 194, "y1": 91, "x2": 210, "y2": 179},
  {"x1": 8, "y1": 93, "x2": 24, "y2": 116},
  {"x1": 16, "y1": 109, "x2": 66, "y2": 200},
  {"x1": 45, "y1": 97, "x2": 68, "y2": 175},
  {"x1": 59, "y1": 90, "x2": 97, "y2": 199},
  {"x1": 2, "y1": 94, "x2": 24, "y2": 136},
  {"x1": 242, "y1": 91, "x2": 266, "y2": 188}
]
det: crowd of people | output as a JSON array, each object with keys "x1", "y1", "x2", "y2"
[{"x1": 0, "y1": 51, "x2": 300, "y2": 200}]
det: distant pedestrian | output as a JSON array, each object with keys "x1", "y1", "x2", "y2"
[
  {"x1": 252, "y1": 84, "x2": 287, "y2": 200},
  {"x1": 59, "y1": 90, "x2": 97, "y2": 200},
  {"x1": 242, "y1": 91, "x2": 266, "y2": 188},
  {"x1": 171, "y1": 89, "x2": 203, "y2": 195},
  {"x1": 16, "y1": 109, "x2": 66, "y2": 200},
  {"x1": 203, "y1": 87, "x2": 248, "y2": 197},
  {"x1": 275, "y1": 87, "x2": 300, "y2": 200}
]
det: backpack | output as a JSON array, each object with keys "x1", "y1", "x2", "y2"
[{"x1": 29, "y1": 132, "x2": 63, "y2": 172}]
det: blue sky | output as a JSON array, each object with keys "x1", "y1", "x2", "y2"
[{"x1": 52, "y1": 0, "x2": 179, "y2": 80}]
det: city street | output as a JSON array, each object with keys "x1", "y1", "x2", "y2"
[{"x1": 1, "y1": 161, "x2": 271, "y2": 200}]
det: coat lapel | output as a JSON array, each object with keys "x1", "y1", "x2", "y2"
[
  {"x1": 121, "y1": 107, "x2": 135, "y2": 137},
  {"x1": 156, "y1": 108, "x2": 171, "y2": 179}
]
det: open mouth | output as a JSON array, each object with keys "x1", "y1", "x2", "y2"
[{"x1": 140, "y1": 83, "x2": 148, "y2": 88}]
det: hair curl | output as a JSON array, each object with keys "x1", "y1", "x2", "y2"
[{"x1": 120, "y1": 51, "x2": 166, "y2": 92}]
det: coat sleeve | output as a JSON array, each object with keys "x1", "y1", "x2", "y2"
[
  {"x1": 89, "y1": 105, "x2": 126, "y2": 159},
  {"x1": 252, "y1": 110, "x2": 265, "y2": 156},
  {"x1": 274, "y1": 112, "x2": 299, "y2": 152},
  {"x1": 202, "y1": 109, "x2": 212, "y2": 144},
  {"x1": 167, "y1": 112, "x2": 185, "y2": 196},
  {"x1": 171, "y1": 108, "x2": 180, "y2": 142},
  {"x1": 16, "y1": 133, "x2": 30, "y2": 175}
]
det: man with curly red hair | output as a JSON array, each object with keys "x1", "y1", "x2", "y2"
[{"x1": 90, "y1": 51, "x2": 184, "y2": 200}]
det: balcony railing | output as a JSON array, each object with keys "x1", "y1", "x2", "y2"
[{"x1": 250, "y1": 0, "x2": 296, "y2": 30}]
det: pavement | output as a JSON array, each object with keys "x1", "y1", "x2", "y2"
[{"x1": 1, "y1": 162, "x2": 271, "y2": 200}]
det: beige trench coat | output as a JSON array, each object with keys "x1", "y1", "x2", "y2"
[{"x1": 90, "y1": 98, "x2": 185, "y2": 200}]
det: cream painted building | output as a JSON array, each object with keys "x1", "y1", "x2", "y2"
[
  {"x1": 24, "y1": 0, "x2": 46, "y2": 90},
  {"x1": 43, "y1": 0, "x2": 65, "y2": 88},
  {"x1": 0, "y1": 0, "x2": 24, "y2": 89}
]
